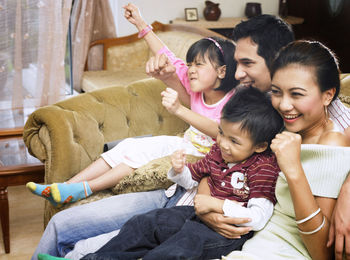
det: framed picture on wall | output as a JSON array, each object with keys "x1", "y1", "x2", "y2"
[{"x1": 185, "y1": 8, "x2": 199, "y2": 21}]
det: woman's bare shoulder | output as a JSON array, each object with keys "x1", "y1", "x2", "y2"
[{"x1": 318, "y1": 130, "x2": 350, "y2": 147}]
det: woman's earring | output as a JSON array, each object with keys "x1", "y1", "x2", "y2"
[{"x1": 324, "y1": 106, "x2": 329, "y2": 120}]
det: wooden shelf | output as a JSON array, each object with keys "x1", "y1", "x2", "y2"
[{"x1": 171, "y1": 16, "x2": 304, "y2": 29}]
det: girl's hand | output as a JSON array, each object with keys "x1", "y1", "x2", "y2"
[
  {"x1": 270, "y1": 131, "x2": 303, "y2": 177},
  {"x1": 161, "y1": 87, "x2": 181, "y2": 114},
  {"x1": 146, "y1": 54, "x2": 176, "y2": 81},
  {"x1": 171, "y1": 149, "x2": 186, "y2": 174},
  {"x1": 123, "y1": 3, "x2": 145, "y2": 28}
]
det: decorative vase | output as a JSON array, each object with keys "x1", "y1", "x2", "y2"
[
  {"x1": 279, "y1": 0, "x2": 288, "y2": 17},
  {"x1": 245, "y1": 2, "x2": 262, "y2": 18},
  {"x1": 203, "y1": 1, "x2": 221, "y2": 21}
]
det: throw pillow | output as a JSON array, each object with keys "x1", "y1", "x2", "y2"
[
  {"x1": 112, "y1": 154, "x2": 202, "y2": 194},
  {"x1": 339, "y1": 94, "x2": 350, "y2": 108}
]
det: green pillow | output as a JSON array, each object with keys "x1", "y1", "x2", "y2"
[{"x1": 112, "y1": 154, "x2": 202, "y2": 194}]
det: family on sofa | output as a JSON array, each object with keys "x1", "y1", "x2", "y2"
[{"x1": 26, "y1": 3, "x2": 350, "y2": 260}]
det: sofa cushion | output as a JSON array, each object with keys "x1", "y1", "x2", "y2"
[
  {"x1": 112, "y1": 154, "x2": 202, "y2": 194},
  {"x1": 82, "y1": 69, "x2": 150, "y2": 92}
]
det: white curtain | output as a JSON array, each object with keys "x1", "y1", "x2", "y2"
[
  {"x1": 70, "y1": 0, "x2": 116, "y2": 92},
  {"x1": 0, "y1": 0, "x2": 72, "y2": 130}
]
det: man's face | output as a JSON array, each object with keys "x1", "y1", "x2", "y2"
[{"x1": 234, "y1": 37, "x2": 271, "y2": 92}]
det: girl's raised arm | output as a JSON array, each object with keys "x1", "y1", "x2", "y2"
[
  {"x1": 123, "y1": 3, "x2": 165, "y2": 55},
  {"x1": 124, "y1": 4, "x2": 191, "y2": 105}
]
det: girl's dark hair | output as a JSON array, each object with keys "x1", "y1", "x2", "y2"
[
  {"x1": 222, "y1": 86, "x2": 283, "y2": 147},
  {"x1": 271, "y1": 40, "x2": 340, "y2": 101},
  {"x1": 186, "y1": 37, "x2": 239, "y2": 93}
]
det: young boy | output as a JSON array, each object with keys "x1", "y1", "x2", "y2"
[{"x1": 81, "y1": 86, "x2": 284, "y2": 260}]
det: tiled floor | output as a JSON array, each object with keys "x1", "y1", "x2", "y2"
[{"x1": 0, "y1": 185, "x2": 44, "y2": 259}]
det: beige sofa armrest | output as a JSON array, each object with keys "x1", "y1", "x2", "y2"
[{"x1": 23, "y1": 78, "x2": 189, "y2": 184}]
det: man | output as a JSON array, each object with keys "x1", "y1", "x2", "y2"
[
  {"x1": 232, "y1": 14, "x2": 294, "y2": 91},
  {"x1": 198, "y1": 14, "x2": 350, "y2": 260}
]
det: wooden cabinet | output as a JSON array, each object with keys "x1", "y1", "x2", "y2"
[
  {"x1": 171, "y1": 16, "x2": 304, "y2": 38},
  {"x1": 287, "y1": 0, "x2": 350, "y2": 71}
]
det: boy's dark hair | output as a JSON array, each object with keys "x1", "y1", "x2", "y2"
[
  {"x1": 232, "y1": 14, "x2": 294, "y2": 71},
  {"x1": 222, "y1": 86, "x2": 283, "y2": 146},
  {"x1": 271, "y1": 40, "x2": 340, "y2": 101},
  {"x1": 186, "y1": 37, "x2": 239, "y2": 93}
]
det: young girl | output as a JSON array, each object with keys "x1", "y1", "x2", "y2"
[{"x1": 26, "y1": 5, "x2": 239, "y2": 205}]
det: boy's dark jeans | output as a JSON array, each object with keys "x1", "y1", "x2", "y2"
[{"x1": 82, "y1": 206, "x2": 253, "y2": 260}]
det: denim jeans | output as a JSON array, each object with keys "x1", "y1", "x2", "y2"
[
  {"x1": 82, "y1": 206, "x2": 254, "y2": 260},
  {"x1": 32, "y1": 187, "x2": 185, "y2": 259}
]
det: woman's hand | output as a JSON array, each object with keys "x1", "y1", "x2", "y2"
[
  {"x1": 161, "y1": 87, "x2": 182, "y2": 115},
  {"x1": 197, "y1": 212, "x2": 252, "y2": 239},
  {"x1": 270, "y1": 131, "x2": 303, "y2": 177},
  {"x1": 171, "y1": 150, "x2": 186, "y2": 174},
  {"x1": 146, "y1": 54, "x2": 176, "y2": 81},
  {"x1": 123, "y1": 3, "x2": 145, "y2": 29}
]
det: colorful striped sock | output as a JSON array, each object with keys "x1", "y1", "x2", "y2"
[
  {"x1": 26, "y1": 182, "x2": 60, "y2": 207},
  {"x1": 51, "y1": 181, "x2": 92, "y2": 204}
]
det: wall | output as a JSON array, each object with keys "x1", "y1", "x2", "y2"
[{"x1": 110, "y1": 0, "x2": 279, "y2": 36}]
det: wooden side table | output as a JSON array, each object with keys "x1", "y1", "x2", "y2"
[{"x1": 0, "y1": 136, "x2": 44, "y2": 253}]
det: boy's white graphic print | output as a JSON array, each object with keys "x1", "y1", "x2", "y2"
[
  {"x1": 230, "y1": 171, "x2": 250, "y2": 199},
  {"x1": 230, "y1": 172, "x2": 245, "y2": 189}
]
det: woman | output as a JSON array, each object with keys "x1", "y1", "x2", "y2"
[{"x1": 224, "y1": 40, "x2": 350, "y2": 259}]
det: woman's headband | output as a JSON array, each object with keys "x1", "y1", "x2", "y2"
[{"x1": 206, "y1": 37, "x2": 224, "y2": 56}]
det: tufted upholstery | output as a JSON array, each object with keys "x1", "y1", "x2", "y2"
[
  {"x1": 24, "y1": 70, "x2": 350, "y2": 225},
  {"x1": 81, "y1": 21, "x2": 226, "y2": 92},
  {"x1": 23, "y1": 78, "x2": 189, "y2": 225},
  {"x1": 340, "y1": 73, "x2": 350, "y2": 107}
]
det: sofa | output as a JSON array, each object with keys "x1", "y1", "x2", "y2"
[
  {"x1": 82, "y1": 21, "x2": 226, "y2": 92},
  {"x1": 23, "y1": 23, "x2": 226, "y2": 225},
  {"x1": 23, "y1": 73, "x2": 350, "y2": 226}
]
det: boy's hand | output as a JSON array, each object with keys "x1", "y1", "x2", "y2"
[
  {"x1": 171, "y1": 150, "x2": 186, "y2": 174},
  {"x1": 123, "y1": 3, "x2": 146, "y2": 29},
  {"x1": 161, "y1": 88, "x2": 181, "y2": 115},
  {"x1": 194, "y1": 194, "x2": 224, "y2": 215},
  {"x1": 146, "y1": 54, "x2": 176, "y2": 81}
]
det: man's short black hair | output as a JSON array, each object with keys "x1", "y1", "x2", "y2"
[
  {"x1": 222, "y1": 86, "x2": 283, "y2": 146},
  {"x1": 232, "y1": 14, "x2": 294, "y2": 70}
]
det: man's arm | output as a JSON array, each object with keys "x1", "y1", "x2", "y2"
[
  {"x1": 196, "y1": 178, "x2": 252, "y2": 239},
  {"x1": 328, "y1": 175, "x2": 350, "y2": 260},
  {"x1": 194, "y1": 194, "x2": 273, "y2": 231}
]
